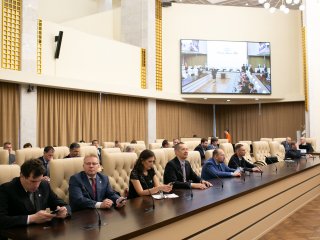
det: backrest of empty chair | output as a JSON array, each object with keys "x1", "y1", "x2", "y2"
[
  {"x1": 253, "y1": 141, "x2": 270, "y2": 163},
  {"x1": 137, "y1": 141, "x2": 145, "y2": 145},
  {"x1": 0, "y1": 147, "x2": 3, "y2": 150},
  {"x1": 78, "y1": 142, "x2": 91, "y2": 147},
  {"x1": 205, "y1": 150, "x2": 213, "y2": 160},
  {"x1": 260, "y1": 138, "x2": 272, "y2": 143},
  {"x1": 0, "y1": 164, "x2": 20, "y2": 184},
  {"x1": 50, "y1": 157, "x2": 84, "y2": 203},
  {"x1": 273, "y1": 138, "x2": 286, "y2": 144},
  {"x1": 163, "y1": 148, "x2": 175, "y2": 162},
  {"x1": 269, "y1": 141, "x2": 285, "y2": 161},
  {"x1": 102, "y1": 152, "x2": 137, "y2": 196},
  {"x1": 103, "y1": 148, "x2": 121, "y2": 153},
  {"x1": 15, "y1": 148, "x2": 43, "y2": 166},
  {"x1": 238, "y1": 140, "x2": 252, "y2": 145},
  {"x1": 219, "y1": 143, "x2": 234, "y2": 164},
  {"x1": 152, "y1": 149, "x2": 168, "y2": 183},
  {"x1": 184, "y1": 141, "x2": 200, "y2": 151},
  {"x1": 218, "y1": 139, "x2": 229, "y2": 144},
  {"x1": 305, "y1": 138, "x2": 317, "y2": 150},
  {"x1": 0, "y1": 150, "x2": 9, "y2": 165},
  {"x1": 181, "y1": 138, "x2": 201, "y2": 142},
  {"x1": 155, "y1": 139, "x2": 164, "y2": 143},
  {"x1": 149, "y1": 143, "x2": 162, "y2": 150},
  {"x1": 102, "y1": 142, "x2": 115, "y2": 148},
  {"x1": 53, "y1": 146, "x2": 69, "y2": 159},
  {"x1": 80, "y1": 146, "x2": 98, "y2": 157},
  {"x1": 188, "y1": 151, "x2": 202, "y2": 176}
]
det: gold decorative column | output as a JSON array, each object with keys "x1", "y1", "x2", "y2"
[
  {"x1": 1, "y1": 0, "x2": 22, "y2": 70},
  {"x1": 141, "y1": 48, "x2": 147, "y2": 89},
  {"x1": 37, "y1": 19, "x2": 42, "y2": 74},
  {"x1": 155, "y1": 0, "x2": 162, "y2": 91}
]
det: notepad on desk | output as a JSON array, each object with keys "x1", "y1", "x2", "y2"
[{"x1": 152, "y1": 193, "x2": 179, "y2": 199}]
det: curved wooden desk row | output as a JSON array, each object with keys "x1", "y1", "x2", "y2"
[{"x1": 1, "y1": 157, "x2": 320, "y2": 240}]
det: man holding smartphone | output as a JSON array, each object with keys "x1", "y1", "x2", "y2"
[
  {"x1": 68, "y1": 155, "x2": 126, "y2": 211},
  {"x1": 0, "y1": 159, "x2": 71, "y2": 229}
]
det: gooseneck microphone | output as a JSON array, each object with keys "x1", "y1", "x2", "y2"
[
  {"x1": 140, "y1": 177, "x2": 155, "y2": 211},
  {"x1": 251, "y1": 159, "x2": 263, "y2": 176},
  {"x1": 265, "y1": 156, "x2": 277, "y2": 173},
  {"x1": 189, "y1": 180, "x2": 193, "y2": 199},
  {"x1": 81, "y1": 184, "x2": 102, "y2": 228}
]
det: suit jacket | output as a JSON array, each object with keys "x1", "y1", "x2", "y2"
[
  {"x1": 0, "y1": 177, "x2": 70, "y2": 229},
  {"x1": 38, "y1": 156, "x2": 49, "y2": 176},
  {"x1": 68, "y1": 171, "x2": 120, "y2": 211},
  {"x1": 299, "y1": 143, "x2": 314, "y2": 153},
  {"x1": 285, "y1": 149, "x2": 302, "y2": 159},
  {"x1": 228, "y1": 154, "x2": 255, "y2": 172},
  {"x1": 201, "y1": 158, "x2": 236, "y2": 180},
  {"x1": 163, "y1": 157, "x2": 201, "y2": 189},
  {"x1": 194, "y1": 144, "x2": 206, "y2": 161}
]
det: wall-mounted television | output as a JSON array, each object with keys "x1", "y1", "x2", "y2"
[{"x1": 181, "y1": 40, "x2": 271, "y2": 94}]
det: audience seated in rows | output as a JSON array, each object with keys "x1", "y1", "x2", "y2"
[
  {"x1": 281, "y1": 137, "x2": 292, "y2": 152},
  {"x1": 163, "y1": 143, "x2": 211, "y2": 189},
  {"x1": 65, "y1": 143, "x2": 80, "y2": 158},
  {"x1": 161, "y1": 140, "x2": 170, "y2": 148},
  {"x1": 172, "y1": 138, "x2": 180, "y2": 146},
  {"x1": 128, "y1": 150, "x2": 172, "y2": 199},
  {"x1": 3, "y1": 142, "x2": 15, "y2": 164},
  {"x1": 68, "y1": 155, "x2": 126, "y2": 211},
  {"x1": 285, "y1": 142, "x2": 302, "y2": 159},
  {"x1": 201, "y1": 149, "x2": 241, "y2": 180},
  {"x1": 91, "y1": 140, "x2": 102, "y2": 163},
  {"x1": 124, "y1": 146, "x2": 135, "y2": 153}
]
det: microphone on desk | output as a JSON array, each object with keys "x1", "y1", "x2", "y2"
[
  {"x1": 140, "y1": 177, "x2": 155, "y2": 211},
  {"x1": 81, "y1": 184, "x2": 102, "y2": 228},
  {"x1": 189, "y1": 180, "x2": 193, "y2": 199},
  {"x1": 265, "y1": 156, "x2": 277, "y2": 173},
  {"x1": 252, "y1": 159, "x2": 263, "y2": 176}
]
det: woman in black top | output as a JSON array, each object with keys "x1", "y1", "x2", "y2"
[{"x1": 128, "y1": 150, "x2": 172, "y2": 199}]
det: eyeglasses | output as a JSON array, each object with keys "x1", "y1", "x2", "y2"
[{"x1": 84, "y1": 162, "x2": 99, "y2": 166}]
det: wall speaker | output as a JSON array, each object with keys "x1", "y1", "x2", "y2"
[{"x1": 54, "y1": 31, "x2": 63, "y2": 59}]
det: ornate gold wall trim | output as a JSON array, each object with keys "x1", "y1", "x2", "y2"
[
  {"x1": 1, "y1": 0, "x2": 22, "y2": 70},
  {"x1": 141, "y1": 48, "x2": 146, "y2": 89},
  {"x1": 155, "y1": 0, "x2": 162, "y2": 91},
  {"x1": 37, "y1": 19, "x2": 42, "y2": 74}
]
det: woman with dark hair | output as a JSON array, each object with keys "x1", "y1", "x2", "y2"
[{"x1": 128, "y1": 149, "x2": 172, "y2": 199}]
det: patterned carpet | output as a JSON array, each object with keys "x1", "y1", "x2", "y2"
[{"x1": 259, "y1": 194, "x2": 320, "y2": 240}]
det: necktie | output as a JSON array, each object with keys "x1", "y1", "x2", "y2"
[
  {"x1": 90, "y1": 178, "x2": 97, "y2": 200},
  {"x1": 28, "y1": 192, "x2": 35, "y2": 208},
  {"x1": 181, "y1": 162, "x2": 186, "y2": 182}
]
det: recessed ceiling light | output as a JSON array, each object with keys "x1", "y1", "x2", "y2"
[
  {"x1": 245, "y1": 3, "x2": 249, "y2": 6},
  {"x1": 203, "y1": 98, "x2": 207, "y2": 100},
  {"x1": 255, "y1": 98, "x2": 259, "y2": 101},
  {"x1": 226, "y1": 99, "x2": 231, "y2": 102}
]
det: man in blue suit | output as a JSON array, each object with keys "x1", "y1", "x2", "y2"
[
  {"x1": 201, "y1": 149, "x2": 241, "y2": 180},
  {"x1": 68, "y1": 155, "x2": 126, "y2": 211}
]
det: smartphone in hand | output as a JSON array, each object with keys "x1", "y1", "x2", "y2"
[{"x1": 51, "y1": 209, "x2": 60, "y2": 214}]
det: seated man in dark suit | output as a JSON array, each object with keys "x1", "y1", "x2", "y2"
[
  {"x1": 64, "y1": 142, "x2": 81, "y2": 158},
  {"x1": 228, "y1": 144, "x2": 262, "y2": 173},
  {"x1": 3, "y1": 141, "x2": 15, "y2": 164},
  {"x1": 38, "y1": 146, "x2": 55, "y2": 182},
  {"x1": 0, "y1": 159, "x2": 70, "y2": 229},
  {"x1": 201, "y1": 149, "x2": 241, "y2": 180},
  {"x1": 281, "y1": 137, "x2": 292, "y2": 152},
  {"x1": 285, "y1": 142, "x2": 302, "y2": 159},
  {"x1": 299, "y1": 137, "x2": 314, "y2": 153},
  {"x1": 163, "y1": 142, "x2": 212, "y2": 189},
  {"x1": 68, "y1": 155, "x2": 126, "y2": 211},
  {"x1": 194, "y1": 138, "x2": 208, "y2": 165}
]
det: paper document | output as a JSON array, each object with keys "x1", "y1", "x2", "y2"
[{"x1": 152, "y1": 193, "x2": 179, "y2": 199}]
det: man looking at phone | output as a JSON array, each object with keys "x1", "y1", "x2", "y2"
[
  {"x1": 69, "y1": 155, "x2": 126, "y2": 211},
  {"x1": 0, "y1": 159, "x2": 71, "y2": 229}
]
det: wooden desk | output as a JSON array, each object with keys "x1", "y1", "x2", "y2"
[{"x1": 1, "y1": 157, "x2": 320, "y2": 240}]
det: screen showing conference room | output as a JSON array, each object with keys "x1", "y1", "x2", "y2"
[{"x1": 181, "y1": 40, "x2": 271, "y2": 94}]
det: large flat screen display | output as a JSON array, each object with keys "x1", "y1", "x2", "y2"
[{"x1": 181, "y1": 40, "x2": 271, "y2": 94}]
